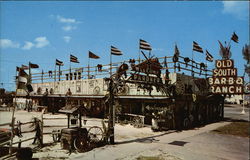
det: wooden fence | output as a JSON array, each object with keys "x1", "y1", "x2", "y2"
[{"x1": 0, "y1": 115, "x2": 41, "y2": 159}]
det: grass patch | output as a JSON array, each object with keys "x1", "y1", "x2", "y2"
[{"x1": 213, "y1": 122, "x2": 250, "y2": 138}]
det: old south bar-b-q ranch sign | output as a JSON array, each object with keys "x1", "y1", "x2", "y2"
[{"x1": 208, "y1": 59, "x2": 244, "y2": 94}]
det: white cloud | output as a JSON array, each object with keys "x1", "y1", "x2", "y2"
[
  {"x1": 22, "y1": 41, "x2": 34, "y2": 50},
  {"x1": 62, "y1": 25, "x2": 77, "y2": 31},
  {"x1": 63, "y1": 36, "x2": 71, "y2": 43},
  {"x1": 0, "y1": 39, "x2": 20, "y2": 49},
  {"x1": 56, "y1": 15, "x2": 80, "y2": 24},
  {"x1": 34, "y1": 37, "x2": 50, "y2": 48},
  {"x1": 50, "y1": 15, "x2": 81, "y2": 32},
  {"x1": 222, "y1": 1, "x2": 248, "y2": 20}
]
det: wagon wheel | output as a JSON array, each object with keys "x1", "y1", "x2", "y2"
[
  {"x1": 88, "y1": 126, "x2": 104, "y2": 143},
  {"x1": 52, "y1": 129, "x2": 61, "y2": 142},
  {"x1": 132, "y1": 116, "x2": 143, "y2": 128},
  {"x1": 175, "y1": 82, "x2": 185, "y2": 95},
  {"x1": 74, "y1": 135, "x2": 90, "y2": 153}
]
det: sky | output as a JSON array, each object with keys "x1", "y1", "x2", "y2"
[{"x1": 0, "y1": 1, "x2": 249, "y2": 91}]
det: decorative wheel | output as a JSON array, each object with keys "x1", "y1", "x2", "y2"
[
  {"x1": 74, "y1": 136, "x2": 90, "y2": 153},
  {"x1": 88, "y1": 126, "x2": 104, "y2": 143},
  {"x1": 117, "y1": 85, "x2": 129, "y2": 95},
  {"x1": 132, "y1": 116, "x2": 143, "y2": 128},
  {"x1": 93, "y1": 86, "x2": 101, "y2": 95},
  {"x1": 52, "y1": 129, "x2": 61, "y2": 142},
  {"x1": 175, "y1": 82, "x2": 185, "y2": 95}
]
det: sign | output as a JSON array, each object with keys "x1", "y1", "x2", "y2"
[
  {"x1": 131, "y1": 73, "x2": 162, "y2": 83},
  {"x1": 128, "y1": 58, "x2": 163, "y2": 94},
  {"x1": 208, "y1": 59, "x2": 243, "y2": 94}
]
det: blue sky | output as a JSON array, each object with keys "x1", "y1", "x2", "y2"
[{"x1": 0, "y1": 1, "x2": 249, "y2": 91}]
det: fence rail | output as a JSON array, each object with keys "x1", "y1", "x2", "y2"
[{"x1": 29, "y1": 55, "x2": 213, "y2": 83}]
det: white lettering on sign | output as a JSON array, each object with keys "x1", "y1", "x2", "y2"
[
  {"x1": 210, "y1": 86, "x2": 243, "y2": 94},
  {"x1": 216, "y1": 59, "x2": 233, "y2": 68},
  {"x1": 213, "y1": 68, "x2": 237, "y2": 77},
  {"x1": 209, "y1": 59, "x2": 243, "y2": 94}
]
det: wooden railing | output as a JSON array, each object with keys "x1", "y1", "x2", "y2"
[{"x1": 30, "y1": 56, "x2": 213, "y2": 83}]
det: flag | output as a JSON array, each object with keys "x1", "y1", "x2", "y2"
[
  {"x1": 139, "y1": 39, "x2": 152, "y2": 51},
  {"x1": 21, "y1": 64, "x2": 29, "y2": 70},
  {"x1": 231, "y1": 32, "x2": 238, "y2": 43},
  {"x1": 206, "y1": 50, "x2": 213, "y2": 62},
  {"x1": 56, "y1": 59, "x2": 64, "y2": 66},
  {"x1": 174, "y1": 44, "x2": 180, "y2": 57},
  {"x1": 29, "y1": 62, "x2": 39, "y2": 68},
  {"x1": 70, "y1": 54, "x2": 79, "y2": 63},
  {"x1": 111, "y1": 46, "x2": 122, "y2": 55},
  {"x1": 89, "y1": 51, "x2": 100, "y2": 59},
  {"x1": 17, "y1": 68, "x2": 28, "y2": 90},
  {"x1": 193, "y1": 41, "x2": 203, "y2": 53}
]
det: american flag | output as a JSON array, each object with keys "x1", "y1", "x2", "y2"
[
  {"x1": 56, "y1": 59, "x2": 64, "y2": 66},
  {"x1": 193, "y1": 41, "x2": 203, "y2": 53},
  {"x1": 70, "y1": 54, "x2": 79, "y2": 63},
  {"x1": 111, "y1": 46, "x2": 122, "y2": 55},
  {"x1": 139, "y1": 39, "x2": 152, "y2": 51},
  {"x1": 206, "y1": 50, "x2": 213, "y2": 62}
]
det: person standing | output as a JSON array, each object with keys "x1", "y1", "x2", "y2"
[{"x1": 32, "y1": 118, "x2": 43, "y2": 147}]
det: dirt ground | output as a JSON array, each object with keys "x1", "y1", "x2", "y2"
[{"x1": 0, "y1": 104, "x2": 249, "y2": 160}]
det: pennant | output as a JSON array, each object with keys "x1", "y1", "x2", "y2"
[
  {"x1": 193, "y1": 41, "x2": 203, "y2": 53},
  {"x1": 89, "y1": 51, "x2": 100, "y2": 59},
  {"x1": 231, "y1": 32, "x2": 238, "y2": 43},
  {"x1": 111, "y1": 46, "x2": 122, "y2": 55},
  {"x1": 29, "y1": 62, "x2": 39, "y2": 68},
  {"x1": 206, "y1": 50, "x2": 213, "y2": 62},
  {"x1": 174, "y1": 44, "x2": 180, "y2": 57},
  {"x1": 56, "y1": 59, "x2": 64, "y2": 66},
  {"x1": 70, "y1": 54, "x2": 79, "y2": 63},
  {"x1": 21, "y1": 64, "x2": 29, "y2": 70},
  {"x1": 139, "y1": 39, "x2": 152, "y2": 51}
]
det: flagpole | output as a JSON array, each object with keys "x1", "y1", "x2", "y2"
[
  {"x1": 28, "y1": 62, "x2": 31, "y2": 83},
  {"x1": 54, "y1": 62, "x2": 56, "y2": 82},
  {"x1": 110, "y1": 53, "x2": 112, "y2": 77},
  {"x1": 138, "y1": 41, "x2": 141, "y2": 64},
  {"x1": 70, "y1": 61, "x2": 71, "y2": 79},
  {"x1": 88, "y1": 56, "x2": 90, "y2": 79},
  {"x1": 205, "y1": 61, "x2": 208, "y2": 78},
  {"x1": 42, "y1": 70, "x2": 44, "y2": 84},
  {"x1": 59, "y1": 65, "x2": 61, "y2": 81},
  {"x1": 192, "y1": 50, "x2": 194, "y2": 77},
  {"x1": 205, "y1": 51, "x2": 207, "y2": 78}
]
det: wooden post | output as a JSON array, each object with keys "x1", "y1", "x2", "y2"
[
  {"x1": 9, "y1": 117, "x2": 15, "y2": 155},
  {"x1": 67, "y1": 114, "x2": 70, "y2": 128},
  {"x1": 41, "y1": 109, "x2": 45, "y2": 145},
  {"x1": 108, "y1": 78, "x2": 115, "y2": 144},
  {"x1": 9, "y1": 90, "x2": 17, "y2": 154}
]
